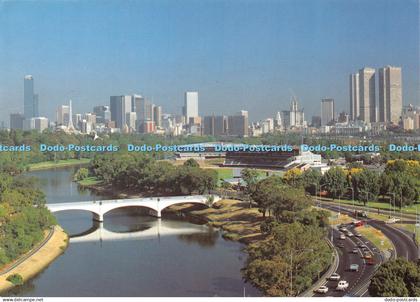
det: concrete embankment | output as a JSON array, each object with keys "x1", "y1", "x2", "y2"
[{"x1": 0, "y1": 225, "x2": 68, "y2": 293}]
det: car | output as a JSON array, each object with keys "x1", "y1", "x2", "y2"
[
  {"x1": 364, "y1": 252, "x2": 373, "y2": 259},
  {"x1": 337, "y1": 243, "x2": 345, "y2": 248},
  {"x1": 353, "y1": 220, "x2": 365, "y2": 227},
  {"x1": 346, "y1": 232, "x2": 354, "y2": 237},
  {"x1": 336, "y1": 280, "x2": 349, "y2": 291},
  {"x1": 339, "y1": 227, "x2": 347, "y2": 232},
  {"x1": 349, "y1": 264, "x2": 359, "y2": 272},
  {"x1": 386, "y1": 217, "x2": 401, "y2": 224},
  {"x1": 355, "y1": 233, "x2": 362, "y2": 237},
  {"x1": 329, "y1": 273, "x2": 340, "y2": 281},
  {"x1": 339, "y1": 234, "x2": 346, "y2": 240},
  {"x1": 357, "y1": 242, "x2": 366, "y2": 248},
  {"x1": 367, "y1": 257, "x2": 375, "y2": 265},
  {"x1": 314, "y1": 285, "x2": 329, "y2": 294},
  {"x1": 352, "y1": 248, "x2": 358, "y2": 254}
]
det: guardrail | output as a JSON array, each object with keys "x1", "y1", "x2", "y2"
[{"x1": 300, "y1": 230, "x2": 339, "y2": 297}]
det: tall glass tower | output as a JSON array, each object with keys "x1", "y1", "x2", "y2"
[{"x1": 24, "y1": 75, "x2": 36, "y2": 118}]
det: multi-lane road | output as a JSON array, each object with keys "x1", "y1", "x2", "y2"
[
  {"x1": 313, "y1": 226, "x2": 381, "y2": 297},
  {"x1": 313, "y1": 200, "x2": 419, "y2": 297}
]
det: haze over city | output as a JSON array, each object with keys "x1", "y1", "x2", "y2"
[{"x1": 0, "y1": 0, "x2": 418, "y2": 123}]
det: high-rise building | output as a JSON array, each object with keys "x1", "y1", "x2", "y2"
[
  {"x1": 34, "y1": 117, "x2": 49, "y2": 132},
  {"x1": 93, "y1": 105, "x2": 111, "y2": 124},
  {"x1": 24, "y1": 75, "x2": 37, "y2": 119},
  {"x1": 183, "y1": 91, "x2": 198, "y2": 122},
  {"x1": 359, "y1": 67, "x2": 376, "y2": 123},
  {"x1": 125, "y1": 112, "x2": 137, "y2": 132},
  {"x1": 228, "y1": 110, "x2": 248, "y2": 137},
  {"x1": 153, "y1": 105, "x2": 162, "y2": 128},
  {"x1": 311, "y1": 116, "x2": 321, "y2": 128},
  {"x1": 57, "y1": 105, "x2": 70, "y2": 126},
  {"x1": 280, "y1": 97, "x2": 306, "y2": 129},
  {"x1": 133, "y1": 95, "x2": 153, "y2": 131},
  {"x1": 203, "y1": 115, "x2": 228, "y2": 136},
  {"x1": 110, "y1": 95, "x2": 132, "y2": 129},
  {"x1": 10, "y1": 113, "x2": 25, "y2": 130},
  {"x1": 349, "y1": 73, "x2": 360, "y2": 120},
  {"x1": 378, "y1": 66, "x2": 402, "y2": 124},
  {"x1": 321, "y1": 98, "x2": 335, "y2": 126}
]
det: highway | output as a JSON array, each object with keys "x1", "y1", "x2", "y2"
[
  {"x1": 313, "y1": 226, "x2": 381, "y2": 297},
  {"x1": 319, "y1": 201, "x2": 419, "y2": 261}
]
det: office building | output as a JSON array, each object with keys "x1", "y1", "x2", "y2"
[
  {"x1": 359, "y1": 67, "x2": 376, "y2": 123},
  {"x1": 203, "y1": 115, "x2": 228, "y2": 136},
  {"x1": 183, "y1": 91, "x2": 198, "y2": 122},
  {"x1": 321, "y1": 98, "x2": 335, "y2": 126},
  {"x1": 10, "y1": 113, "x2": 25, "y2": 130},
  {"x1": 228, "y1": 110, "x2": 248, "y2": 137},
  {"x1": 311, "y1": 116, "x2": 321, "y2": 128},
  {"x1": 93, "y1": 105, "x2": 111, "y2": 124},
  {"x1": 126, "y1": 112, "x2": 137, "y2": 132},
  {"x1": 133, "y1": 95, "x2": 153, "y2": 130},
  {"x1": 57, "y1": 105, "x2": 70, "y2": 126},
  {"x1": 24, "y1": 75, "x2": 38, "y2": 119},
  {"x1": 110, "y1": 95, "x2": 132, "y2": 129},
  {"x1": 378, "y1": 66, "x2": 402, "y2": 124},
  {"x1": 349, "y1": 73, "x2": 360, "y2": 120},
  {"x1": 153, "y1": 105, "x2": 162, "y2": 128}
]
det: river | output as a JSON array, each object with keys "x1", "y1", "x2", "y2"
[{"x1": 8, "y1": 166, "x2": 260, "y2": 297}]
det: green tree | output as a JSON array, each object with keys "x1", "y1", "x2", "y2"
[
  {"x1": 369, "y1": 258, "x2": 420, "y2": 297},
  {"x1": 321, "y1": 167, "x2": 346, "y2": 199}
]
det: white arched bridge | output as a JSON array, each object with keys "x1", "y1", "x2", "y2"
[{"x1": 47, "y1": 194, "x2": 221, "y2": 222}]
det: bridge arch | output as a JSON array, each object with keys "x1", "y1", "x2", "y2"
[{"x1": 48, "y1": 207, "x2": 103, "y2": 222}]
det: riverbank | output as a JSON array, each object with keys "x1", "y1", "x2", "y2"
[
  {"x1": 167, "y1": 199, "x2": 265, "y2": 244},
  {"x1": 0, "y1": 225, "x2": 68, "y2": 293},
  {"x1": 27, "y1": 158, "x2": 91, "y2": 171}
]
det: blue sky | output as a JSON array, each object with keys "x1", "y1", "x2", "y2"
[{"x1": 0, "y1": 0, "x2": 418, "y2": 123}]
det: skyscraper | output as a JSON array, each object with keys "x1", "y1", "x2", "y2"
[
  {"x1": 153, "y1": 105, "x2": 162, "y2": 128},
  {"x1": 228, "y1": 110, "x2": 248, "y2": 137},
  {"x1": 24, "y1": 75, "x2": 37, "y2": 119},
  {"x1": 359, "y1": 67, "x2": 376, "y2": 123},
  {"x1": 184, "y1": 91, "x2": 198, "y2": 122},
  {"x1": 110, "y1": 95, "x2": 132, "y2": 129},
  {"x1": 57, "y1": 105, "x2": 70, "y2": 126},
  {"x1": 321, "y1": 98, "x2": 335, "y2": 126},
  {"x1": 349, "y1": 73, "x2": 359, "y2": 120},
  {"x1": 10, "y1": 113, "x2": 25, "y2": 130},
  {"x1": 378, "y1": 66, "x2": 402, "y2": 124},
  {"x1": 133, "y1": 95, "x2": 153, "y2": 131}
]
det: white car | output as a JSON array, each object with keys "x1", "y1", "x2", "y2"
[
  {"x1": 314, "y1": 285, "x2": 329, "y2": 294},
  {"x1": 346, "y1": 232, "x2": 354, "y2": 237},
  {"x1": 386, "y1": 217, "x2": 400, "y2": 224},
  {"x1": 339, "y1": 234, "x2": 346, "y2": 240},
  {"x1": 336, "y1": 280, "x2": 349, "y2": 291},
  {"x1": 329, "y1": 273, "x2": 340, "y2": 281}
]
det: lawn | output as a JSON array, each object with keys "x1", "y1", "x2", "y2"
[
  {"x1": 320, "y1": 197, "x2": 420, "y2": 216},
  {"x1": 355, "y1": 225, "x2": 393, "y2": 253},
  {"x1": 28, "y1": 158, "x2": 91, "y2": 171}
]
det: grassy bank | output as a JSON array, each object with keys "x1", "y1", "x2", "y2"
[
  {"x1": 167, "y1": 199, "x2": 264, "y2": 243},
  {"x1": 27, "y1": 158, "x2": 91, "y2": 171},
  {"x1": 0, "y1": 226, "x2": 68, "y2": 293},
  {"x1": 355, "y1": 225, "x2": 393, "y2": 253}
]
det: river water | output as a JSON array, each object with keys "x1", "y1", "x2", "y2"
[{"x1": 8, "y1": 166, "x2": 260, "y2": 297}]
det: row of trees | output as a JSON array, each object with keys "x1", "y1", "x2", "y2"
[
  {"x1": 89, "y1": 155, "x2": 218, "y2": 195},
  {"x1": 281, "y1": 159, "x2": 420, "y2": 207},
  {"x1": 241, "y1": 171, "x2": 331, "y2": 296}
]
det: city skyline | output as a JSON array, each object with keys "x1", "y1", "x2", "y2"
[{"x1": 0, "y1": 0, "x2": 418, "y2": 123}]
